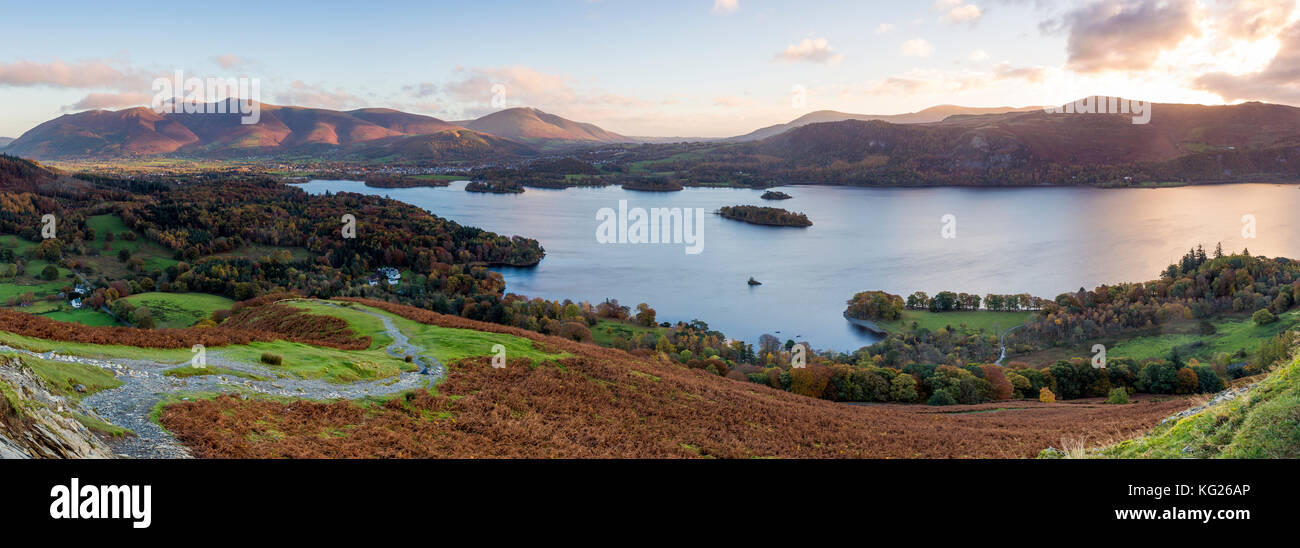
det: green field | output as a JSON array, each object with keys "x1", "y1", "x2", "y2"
[
  {"x1": 163, "y1": 364, "x2": 268, "y2": 381},
  {"x1": 121, "y1": 292, "x2": 234, "y2": 328},
  {"x1": 84, "y1": 214, "x2": 178, "y2": 273},
  {"x1": 1107, "y1": 311, "x2": 1300, "y2": 362},
  {"x1": 39, "y1": 307, "x2": 118, "y2": 326},
  {"x1": 0, "y1": 234, "x2": 76, "y2": 303},
  {"x1": 0, "y1": 234, "x2": 36, "y2": 255},
  {"x1": 592, "y1": 319, "x2": 664, "y2": 347},
  {"x1": 1, "y1": 299, "x2": 564, "y2": 384},
  {"x1": 17, "y1": 355, "x2": 124, "y2": 404},
  {"x1": 878, "y1": 309, "x2": 1036, "y2": 335}
]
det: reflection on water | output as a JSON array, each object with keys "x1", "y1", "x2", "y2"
[{"x1": 300, "y1": 180, "x2": 1300, "y2": 352}]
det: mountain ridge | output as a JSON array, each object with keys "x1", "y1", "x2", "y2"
[
  {"x1": 731, "y1": 104, "x2": 1045, "y2": 142},
  {"x1": 460, "y1": 107, "x2": 629, "y2": 145},
  {"x1": 6, "y1": 102, "x2": 624, "y2": 160}
]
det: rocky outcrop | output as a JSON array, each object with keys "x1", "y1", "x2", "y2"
[
  {"x1": 1160, "y1": 382, "x2": 1258, "y2": 425},
  {"x1": 0, "y1": 356, "x2": 116, "y2": 459}
]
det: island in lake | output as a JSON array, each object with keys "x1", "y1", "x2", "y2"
[
  {"x1": 760, "y1": 190, "x2": 792, "y2": 200},
  {"x1": 621, "y1": 177, "x2": 683, "y2": 192},
  {"x1": 717, "y1": 205, "x2": 812, "y2": 227},
  {"x1": 364, "y1": 175, "x2": 452, "y2": 189},
  {"x1": 465, "y1": 180, "x2": 525, "y2": 194}
]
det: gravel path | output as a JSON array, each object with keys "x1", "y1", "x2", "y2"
[{"x1": 0, "y1": 304, "x2": 445, "y2": 459}]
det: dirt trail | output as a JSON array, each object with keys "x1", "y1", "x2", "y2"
[{"x1": 0, "y1": 304, "x2": 442, "y2": 458}]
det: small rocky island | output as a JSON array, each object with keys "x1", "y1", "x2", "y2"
[
  {"x1": 748, "y1": 277, "x2": 762, "y2": 286},
  {"x1": 760, "y1": 190, "x2": 792, "y2": 200},
  {"x1": 717, "y1": 205, "x2": 812, "y2": 227},
  {"x1": 465, "y1": 180, "x2": 524, "y2": 194}
]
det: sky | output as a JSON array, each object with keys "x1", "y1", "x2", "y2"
[{"x1": 0, "y1": 0, "x2": 1297, "y2": 138}]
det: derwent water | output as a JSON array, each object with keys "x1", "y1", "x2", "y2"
[{"x1": 299, "y1": 180, "x2": 1300, "y2": 352}]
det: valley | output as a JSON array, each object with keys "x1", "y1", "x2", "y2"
[{"x1": 2, "y1": 152, "x2": 1298, "y2": 460}]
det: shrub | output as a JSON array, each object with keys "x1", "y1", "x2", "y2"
[
  {"x1": 1175, "y1": 367, "x2": 1199, "y2": 394},
  {"x1": 1137, "y1": 361, "x2": 1178, "y2": 394},
  {"x1": 981, "y1": 365, "x2": 1014, "y2": 400},
  {"x1": 1039, "y1": 387, "x2": 1056, "y2": 403},
  {"x1": 1192, "y1": 365, "x2": 1225, "y2": 393},
  {"x1": 927, "y1": 390, "x2": 956, "y2": 406},
  {"x1": 1049, "y1": 361, "x2": 1084, "y2": 399},
  {"x1": 260, "y1": 352, "x2": 283, "y2": 365},
  {"x1": 1252, "y1": 309, "x2": 1277, "y2": 325},
  {"x1": 889, "y1": 373, "x2": 919, "y2": 403},
  {"x1": 40, "y1": 264, "x2": 58, "y2": 280},
  {"x1": 1006, "y1": 371, "x2": 1032, "y2": 398},
  {"x1": 557, "y1": 321, "x2": 593, "y2": 343},
  {"x1": 1107, "y1": 387, "x2": 1129, "y2": 404}
]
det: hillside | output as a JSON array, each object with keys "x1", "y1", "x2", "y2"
[
  {"x1": 732, "y1": 104, "x2": 1043, "y2": 142},
  {"x1": 461, "y1": 107, "x2": 629, "y2": 145},
  {"x1": 1095, "y1": 342, "x2": 1299, "y2": 458},
  {"x1": 0, "y1": 138, "x2": 13, "y2": 149},
  {"x1": 5, "y1": 101, "x2": 530, "y2": 162},
  {"x1": 741, "y1": 100, "x2": 1300, "y2": 186},
  {"x1": 347, "y1": 128, "x2": 538, "y2": 162},
  {"x1": 152, "y1": 298, "x2": 1196, "y2": 458}
]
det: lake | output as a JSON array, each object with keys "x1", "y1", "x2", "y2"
[{"x1": 299, "y1": 180, "x2": 1300, "y2": 352}]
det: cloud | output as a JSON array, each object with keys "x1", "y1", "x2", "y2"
[
  {"x1": 711, "y1": 0, "x2": 738, "y2": 14},
  {"x1": 992, "y1": 62, "x2": 1047, "y2": 83},
  {"x1": 969, "y1": 49, "x2": 990, "y2": 61},
  {"x1": 212, "y1": 54, "x2": 247, "y2": 70},
  {"x1": 1195, "y1": 20, "x2": 1300, "y2": 104},
  {"x1": 876, "y1": 23, "x2": 895, "y2": 34},
  {"x1": 1210, "y1": 0, "x2": 1297, "y2": 41},
  {"x1": 936, "y1": 1, "x2": 984, "y2": 24},
  {"x1": 402, "y1": 82, "x2": 439, "y2": 98},
  {"x1": 446, "y1": 65, "x2": 578, "y2": 112},
  {"x1": 901, "y1": 39, "x2": 934, "y2": 57},
  {"x1": 273, "y1": 80, "x2": 364, "y2": 110},
  {"x1": 775, "y1": 38, "x2": 845, "y2": 65},
  {"x1": 1050, "y1": 0, "x2": 1201, "y2": 73},
  {"x1": 439, "y1": 64, "x2": 663, "y2": 126},
  {"x1": 713, "y1": 95, "x2": 757, "y2": 108},
  {"x1": 62, "y1": 92, "x2": 153, "y2": 112},
  {"x1": 0, "y1": 59, "x2": 146, "y2": 89}
]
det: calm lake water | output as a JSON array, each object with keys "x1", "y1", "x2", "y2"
[{"x1": 300, "y1": 180, "x2": 1300, "y2": 352}]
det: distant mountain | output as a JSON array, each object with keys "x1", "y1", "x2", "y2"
[
  {"x1": 459, "y1": 107, "x2": 629, "y2": 145},
  {"x1": 347, "y1": 128, "x2": 537, "y2": 162},
  {"x1": 0, "y1": 137, "x2": 13, "y2": 149},
  {"x1": 8, "y1": 102, "x2": 633, "y2": 161},
  {"x1": 732, "y1": 105, "x2": 1044, "y2": 142},
  {"x1": 5, "y1": 102, "x2": 523, "y2": 162},
  {"x1": 746, "y1": 100, "x2": 1300, "y2": 185}
]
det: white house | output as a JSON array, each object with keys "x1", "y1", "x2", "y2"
[{"x1": 376, "y1": 267, "x2": 401, "y2": 286}]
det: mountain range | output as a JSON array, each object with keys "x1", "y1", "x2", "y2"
[
  {"x1": 731, "y1": 100, "x2": 1300, "y2": 186},
  {"x1": 8, "y1": 99, "x2": 1300, "y2": 184},
  {"x1": 0, "y1": 137, "x2": 12, "y2": 149},
  {"x1": 730, "y1": 105, "x2": 1045, "y2": 142},
  {"x1": 7, "y1": 101, "x2": 1054, "y2": 161},
  {"x1": 4, "y1": 103, "x2": 628, "y2": 161}
]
